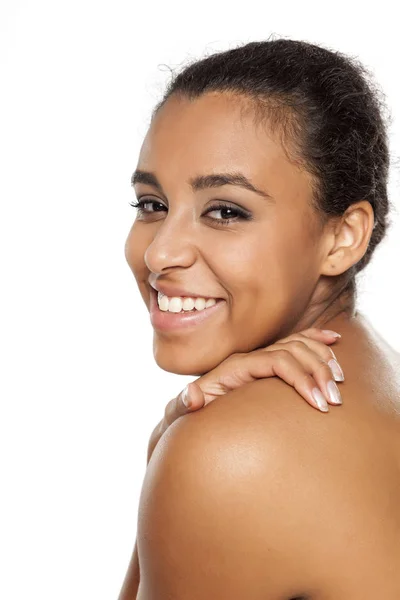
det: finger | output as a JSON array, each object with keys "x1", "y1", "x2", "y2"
[
  {"x1": 183, "y1": 381, "x2": 206, "y2": 409},
  {"x1": 269, "y1": 328, "x2": 345, "y2": 379},
  {"x1": 301, "y1": 327, "x2": 341, "y2": 340},
  {"x1": 294, "y1": 336, "x2": 345, "y2": 382},
  {"x1": 217, "y1": 349, "x2": 331, "y2": 412},
  {"x1": 268, "y1": 341, "x2": 343, "y2": 406},
  {"x1": 278, "y1": 328, "x2": 341, "y2": 345},
  {"x1": 246, "y1": 349, "x2": 331, "y2": 412},
  {"x1": 199, "y1": 354, "x2": 277, "y2": 407},
  {"x1": 163, "y1": 383, "x2": 205, "y2": 427},
  {"x1": 274, "y1": 336, "x2": 345, "y2": 382}
]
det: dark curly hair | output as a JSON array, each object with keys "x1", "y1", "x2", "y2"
[{"x1": 152, "y1": 38, "x2": 392, "y2": 302}]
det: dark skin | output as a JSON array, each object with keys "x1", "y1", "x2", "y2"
[
  {"x1": 122, "y1": 91, "x2": 400, "y2": 598},
  {"x1": 118, "y1": 326, "x2": 346, "y2": 600}
]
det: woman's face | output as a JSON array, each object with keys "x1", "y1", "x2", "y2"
[{"x1": 125, "y1": 92, "x2": 329, "y2": 375}]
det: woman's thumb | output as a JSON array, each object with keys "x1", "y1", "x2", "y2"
[{"x1": 181, "y1": 381, "x2": 205, "y2": 409}]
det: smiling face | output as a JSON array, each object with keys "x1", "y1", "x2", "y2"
[{"x1": 124, "y1": 92, "x2": 330, "y2": 375}]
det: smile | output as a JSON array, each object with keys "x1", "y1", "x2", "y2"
[
  {"x1": 157, "y1": 292, "x2": 218, "y2": 313},
  {"x1": 149, "y1": 288, "x2": 226, "y2": 332}
]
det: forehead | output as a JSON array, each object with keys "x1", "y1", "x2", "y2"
[{"x1": 137, "y1": 92, "x2": 312, "y2": 200}]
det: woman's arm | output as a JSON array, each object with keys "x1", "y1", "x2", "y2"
[{"x1": 118, "y1": 541, "x2": 140, "y2": 600}]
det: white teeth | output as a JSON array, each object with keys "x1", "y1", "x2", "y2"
[
  {"x1": 158, "y1": 294, "x2": 169, "y2": 312},
  {"x1": 157, "y1": 292, "x2": 219, "y2": 313},
  {"x1": 182, "y1": 297, "x2": 195, "y2": 311},
  {"x1": 168, "y1": 297, "x2": 183, "y2": 313},
  {"x1": 194, "y1": 298, "x2": 206, "y2": 311}
]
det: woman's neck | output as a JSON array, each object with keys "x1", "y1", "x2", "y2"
[{"x1": 293, "y1": 283, "x2": 357, "y2": 334}]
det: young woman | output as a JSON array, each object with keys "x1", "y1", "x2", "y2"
[{"x1": 120, "y1": 39, "x2": 400, "y2": 599}]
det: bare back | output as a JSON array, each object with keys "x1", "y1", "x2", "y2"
[
  {"x1": 281, "y1": 314, "x2": 400, "y2": 598},
  {"x1": 248, "y1": 312, "x2": 400, "y2": 598}
]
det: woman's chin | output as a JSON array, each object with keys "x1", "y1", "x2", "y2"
[{"x1": 153, "y1": 348, "x2": 223, "y2": 377}]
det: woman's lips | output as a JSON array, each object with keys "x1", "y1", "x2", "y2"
[{"x1": 149, "y1": 288, "x2": 226, "y2": 332}]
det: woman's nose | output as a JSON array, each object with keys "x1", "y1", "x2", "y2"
[{"x1": 144, "y1": 217, "x2": 198, "y2": 274}]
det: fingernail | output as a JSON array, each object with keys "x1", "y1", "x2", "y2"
[
  {"x1": 328, "y1": 359, "x2": 345, "y2": 382},
  {"x1": 181, "y1": 385, "x2": 191, "y2": 408},
  {"x1": 322, "y1": 330, "x2": 341, "y2": 338},
  {"x1": 327, "y1": 380, "x2": 342, "y2": 405},
  {"x1": 312, "y1": 387, "x2": 329, "y2": 412}
]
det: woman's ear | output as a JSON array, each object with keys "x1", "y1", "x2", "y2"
[{"x1": 320, "y1": 201, "x2": 375, "y2": 276}]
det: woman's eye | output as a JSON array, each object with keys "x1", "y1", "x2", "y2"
[
  {"x1": 129, "y1": 199, "x2": 251, "y2": 225},
  {"x1": 204, "y1": 203, "x2": 252, "y2": 225},
  {"x1": 129, "y1": 199, "x2": 167, "y2": 214}
]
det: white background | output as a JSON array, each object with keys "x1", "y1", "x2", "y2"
[{"x1": 1, "y1": 1, "x2": 399, "y2": 598}]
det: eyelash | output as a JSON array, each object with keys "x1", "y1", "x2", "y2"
[{"x1": 128, "y1": 199, "x2": 252, "y2": 225}]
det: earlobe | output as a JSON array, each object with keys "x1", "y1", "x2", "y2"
[{"x1": 320, "y1": 201, "x2": 375, "y2": 277}]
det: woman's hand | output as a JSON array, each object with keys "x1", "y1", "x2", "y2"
[{"x1": 146, "y1": 328, "x2": 344, "y2": 464}]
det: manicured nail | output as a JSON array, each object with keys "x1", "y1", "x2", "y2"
[
  {"x1": 181, "y1": 385, "x2": 191, "y2": 408},
  {"x1": 322, "y1": 330, "x2": 341, "y2": 338},
  {"x1": 328, "y1": 359, "x2": 345, "y2": 382},
  {"x1": 312, "y1": 387, "x2": 329, "y2": 412},
  {"x1": 327, "y1": 380, "x2": 342, "y2": 405}
]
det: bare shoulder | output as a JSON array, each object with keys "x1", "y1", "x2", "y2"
[{"x1": 137, "y1": 378, "x2": 400, "y2": 599}]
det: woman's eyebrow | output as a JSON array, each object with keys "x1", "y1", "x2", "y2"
[{"x1": 131, "y1": 169, "x2": 274, "y2": 201}]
